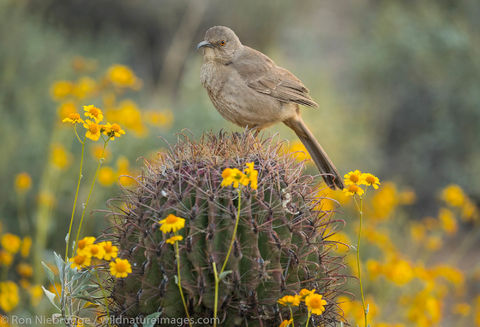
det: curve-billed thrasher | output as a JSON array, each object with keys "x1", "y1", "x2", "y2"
[{"x1": 197, "y1": 26, "x2": 344, "y2": 189}]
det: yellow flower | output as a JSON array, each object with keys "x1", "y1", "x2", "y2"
[
  {"x1": 220, "y1": 168, "x2": 248, "y2": 188},
  {"x1": 106, "y1": 65, "x2": 139, "y2": 88},
  {"x1": 16, "y1": 263, "x2": 33, "y2": 278},
  {"x1": 299, "y1": 288, "x2": 316, "y2": 299},
  {"x1": 343, "y1": 184, "x2": 364, "y2": 196},
  {"x1": 14, "y1": 172, "x2": 32, "y2": 193},
  {"x1": 83, "y1": 120, "x2": 102, "y2": 141},
  {"x1": 102, "y1": 122, "x2": 126, "y2": 140},
  {"x1": 0, "y1": 281, "x2": 19, "y2": 312},
  {"x1": 144, "y1": 110, "x2": 174, "y2": 129},
  {"x1": 305, "y1": 293, "x2": 327, "y2": 315},
  {"x1": 0, "y1": 315, "x2": 10, "y2": 327},
  {"x1": 29, "y1": 284, "x2": 43, "y2": 306},
  {"x1": 361, "y1": 173, "x2": 380, "y2": 189},
  {"x1": 62, "y1": 112, "x2": 84, "y2": 125},
  {"x1": 83, "y1": 244, "x2": 106, "y2": 260},
  {"x1": 279, "y1": 319, "x2": 293, "y2": 327},
  {"x1": 83, "y1": 105, "x2": 103, "y2": 123},
  {"x1": 366, "y1": 259, "x2": 383, "y2": 280},
  {"x1": 70, "y1": 254, "x2": 91, "y2": 270},
  {"x1": 117, "y1": 156, "x2": 136, "y2": 186},
  {"x1": 159, "y1": 214, "x2": 186, "y2": 234},
  {"x1": 109, "y1": 258, "x2": 132, "y2": 278},
  {"x1": 244, "y1": 162, "x2": 258, "y2": 190},
  {"x1": 1, "y1": 234, "x2": 21, "y2": 254},
  {"x1": 384, "y1": 257, "x2": 414, "y2": 285},
  {"x1": 277, "y1": 295, "x2": 301, "y2": 307},
  {"x1": 325, "y1": 232, "x2": 350, "y2": 254},
  {"x1": 50, "y1": 80, "x2": 73, "y2": 100},
  {"x1": 438, "y1": 208, "x2": 458, "y2": 235},
  {"x1": 106, "y1": 100, "x2": 147, "y2": 137},
  {"x1": 441, "y1": 184, "x2": 465, "y2": 207},
  {"x1": 285, "y1": 140, "x2": 311, "y2": 162},
  {"x1": 344, "y1": 170, "x2": 362, "y2": 186},
  {"x1": 166, "y1": 235, "x2": 183, "y2": 244},
  {"x1": 98, "y1": 166, "x2": 117, "y2": 187},
  {"x1": 73, "y1": 76, "x2": 96, "y2": 99},
  {"x1": 57, "y1": 102, "x2": 78, "y2": 120},
  {"x1": 77, "y1": 236, "x2": 96, "y2": 253},
  {"x1": 0, "y1": 251, "x2": 13, "y2": 267},
  {"x1": 50, "y1": 144, "x2": 72, "y2": 170},
  {"x1": 98, "y1": 241, "x2": 118, "y2": 261},
  {"x1": 91, "y1": 144, "x2": 110, "y2": 161}
]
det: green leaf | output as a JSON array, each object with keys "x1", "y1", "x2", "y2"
[
  {"x1": 219, "y1": 270, "x2": 232, "y2": 281},
  {"x1": 42, "y1": 286, "x2": 60, "y2": 311},
  {"x1": 143, "y1": 312, "x2": 161, "y2": 327},
  {"x1": 41, "y1": 261, "x2": 55, "y2": 284}
]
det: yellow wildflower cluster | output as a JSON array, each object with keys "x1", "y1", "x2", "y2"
[
  {"x1": 0, "y1": 232, "x2": 37, "y2": 311},
  {"x1": 52, "y1": 62, "x2": 173, "y2": 140},
  {"x1": 277, "y1": 289, "x2": 327, "y2": 325},
  {"x1": 343, "y1": 170, "x2": 380, "y2": 196},
  {"x1": 69, "y1": 236, "x2": 131, "y2": 279},
  {"x1": 97, "y1": 156, "x2": 137, "y2": 187},
  {"x1": 62, "y1": 105, "x2": 125, "y2": 142},
  {"x1": 0, "y1": 281, "x2": 19, "y2": 312},
  {"x1": 441, "y1": 184, "x2": 478, "y2": 222},
  {"x1": 220, "y1": 162, "x2": 258, "y2": 190},
  {"x1": 334, "y1": 179, "x2": 480, "y2": 327}
]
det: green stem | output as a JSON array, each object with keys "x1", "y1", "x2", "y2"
[
  {"x1": 305, "y1": 310, "x2": 311, "y2": 327},
  {"x1": 73, "y1": 140, "x2": 108, "y2": 253},
  {"x1": 356, "y1": 196, "x2": 368, "y2": 327},
  {"x1": 94, "y1": 269, "x2": 112, "y2": 327},
  {"x1": 65, "y1": 136, "x2": 86, "y2": 259},
  {"x1": 220, "y1": 188, "x2": 242, "y2": 274},
  {"x1": 175, "y1": 237, "x2": 192, "y2": 327},
  {"x1": 212, "y1": 262, "x2": 219, "y2": 327},
  {"x1": 288, "y1": 306, "x2": 294, "y2": 327}
]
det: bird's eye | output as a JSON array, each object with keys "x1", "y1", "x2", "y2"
[{"x1": 219, "y1": 40, "x2": 226, "y2": 46}]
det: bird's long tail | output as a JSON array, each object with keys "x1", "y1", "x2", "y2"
[{"x1": 284, "y1": 117, "x2": 344, "y2": 190}]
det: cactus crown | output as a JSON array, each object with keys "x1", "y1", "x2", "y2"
[{"x1": 104, "y1": 131, "x2": 346, "y2": 326}]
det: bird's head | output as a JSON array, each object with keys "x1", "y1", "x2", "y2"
[{"x1": 197, "y1": 26, "x2": 242, "y2": 64}]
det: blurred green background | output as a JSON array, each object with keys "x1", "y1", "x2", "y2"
[{"x1": 1, "y1": 0, "x2": 480, "y2": 324}]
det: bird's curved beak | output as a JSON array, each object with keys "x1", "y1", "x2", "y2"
[{"x1": 197, "y1": 40, "x2": 213, "y2": 50}]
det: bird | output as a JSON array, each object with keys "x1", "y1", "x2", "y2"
[{"x1": 197, "y1": 26, "x2": 344, "y2": 190}]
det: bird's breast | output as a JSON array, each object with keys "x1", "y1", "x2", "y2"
[{"x1": 200, "y1": 60, "x2": 296, "y2": 128}]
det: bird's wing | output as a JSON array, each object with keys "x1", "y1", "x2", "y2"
[{"x1": 232, "y1": 46, "x2": 318, "y2": 108}]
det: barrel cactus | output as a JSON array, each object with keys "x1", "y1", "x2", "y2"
[{"x1": 103, "y1": 131, "x2": 346, "y2": 326}]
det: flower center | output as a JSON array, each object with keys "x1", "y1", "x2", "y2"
[
  {"x1": 116, "y1": 262, "x2": 127, "y2": 273},
  {"x1": 348, "y1": 185, "x2": 359, "y2": 192},
  {"x1": 89, "y1": 124, "x2": 98, "y2": 134},
  {"x1": 349, "y1": 175, "x2": 359, "y2": 183},
  {"x1": 74, "y1": 256, "x2": 86, "y2": 264},
  {"x1": 90, "y1": 246, "x2": 99, "y2": 255},
  {"x1": 111, "y1": 124, "x2": 120, "y2": 132},
  {"x1": 366, "y1": 176, "x2": 375, "y2": 184},
  {"x1": 89, "y1": 108, "x2": 100, "y2": 117},
  {"x1": 78, "y1": 240, "x2": 87, "y2": 250},
  {"x1": 165, "y1": 215, "x2": 178, "y2": 224},
  {"x1": 310, "y1": 297, "x2": 321, "y2": 308}
]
